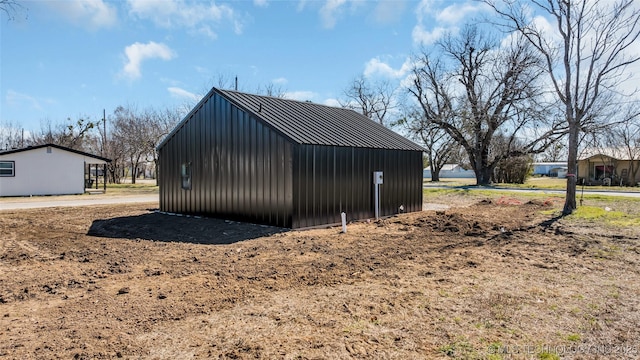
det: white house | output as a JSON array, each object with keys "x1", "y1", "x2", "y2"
[
  {"x1": 0, "y1": 144, "x2": 110, "y2": 197},
  {"x1": 531, "y1": 162, "x2": 567, "y2": 177},
  {"x1": 423, "y1": 164, "x2": 475, "y2": 178}
]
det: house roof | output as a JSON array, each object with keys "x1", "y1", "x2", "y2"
[
  {"x1": 0, "y1": 144, "x2": 111, "y2": 163},
  {"x1": 423, "y1": 164, "x2": 465, "y2": 172},
  {"x1": 578, "y1": 147, "x2": 640, "y2": 161},
  {"x1": 159, "y1": 88, "x2": 425, "y2": 151}
]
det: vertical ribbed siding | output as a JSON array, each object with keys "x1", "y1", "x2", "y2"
[
  {"x1": 291, "y1": 145, "x2": 423, "y2": 228},
  {"x1": 159, "y1": 92, "x2": 294, "y2": 228},
  {"x1": 158, "y1": 91, "x2": 422, "y2": 229}
]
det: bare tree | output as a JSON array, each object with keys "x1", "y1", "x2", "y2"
[
  {"x1": 255, "y1": 83, "x2": 287, "y2": 98},
  {"x1": 0, "y1": 120, "x2": 25, "y2": 150},
  {"x1": 398, "y1": 103, "x2": 460, "y2": 182},
  {"x1": 486, "y1": 0, "x2": 640, "y2": 213},
  {"x1": 400, "y1": 57, "x2": 459, "y2": 182},
  {"x1": 30, "y1": 117, "x2": 95, "y2": 150},
  {"x1": 407, "y1": 26, "x2": 565, "y2": 185},
  {"x1": 146, "y1": 106, "x2": 182, "y2": 184},
  {"x1": 112, "y1": 106, "x2": 151, "y2": 184},
  {"x1": 341, "y1": 75, "x2": 396, "y2": 126},
  {"x1": 539, "y1": 139, "x2": 567, "y2": 162},
  {"x1": 0, "y1": 0, "x2": 26, "y2": 20}
]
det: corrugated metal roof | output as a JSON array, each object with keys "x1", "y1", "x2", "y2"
[{"x1": 216, "y1": 89, "x2": 425, "y2": 151}]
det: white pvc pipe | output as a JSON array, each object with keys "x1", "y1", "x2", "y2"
[
  {"x1": 374, "y1": 183, "x2": 379, "y2": 220},
  {"x1": 341, "y1": 212, "x2": 347, "y2": 233}
]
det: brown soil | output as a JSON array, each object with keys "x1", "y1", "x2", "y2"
[{"x1": 1, "y1": 197, "x2": 639, "y2": 359}]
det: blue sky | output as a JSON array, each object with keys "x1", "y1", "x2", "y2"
[
  {"x1": 1, "y1": 0, "x2": 491, "y2": 132},
  {"x1": 3, "y1": 0, "x2": 638, "y2": 135}
]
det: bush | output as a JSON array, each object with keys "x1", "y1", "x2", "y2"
[{"x1": 492, "y1": 156, "x2": 532, "y2": 184}]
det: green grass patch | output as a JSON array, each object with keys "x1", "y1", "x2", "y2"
[
  {"x1": 568, "y1": 206, "x2": 640, "y2": 226},
  {"x1": 566, "y1": 333, "x2": 581, "y2": 342}
]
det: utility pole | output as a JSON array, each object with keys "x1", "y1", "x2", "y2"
[{"x1": 102, "y1": 109, "x2": 106, "y2": 156}]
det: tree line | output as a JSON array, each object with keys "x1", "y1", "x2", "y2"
[
  {"x1": 342, "y1": 0, "x2": 640, "y2": 215},
  {"x1": 3, "y1": 0, "x2": 638, "y2": 215},
  {"x1": 0, "y1": 105, "x2": 183, "y2": 185}
]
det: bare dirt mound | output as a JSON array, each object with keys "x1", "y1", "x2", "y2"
[{"x1": 1, "y1": 200, "x2": 638, "y2": 359}]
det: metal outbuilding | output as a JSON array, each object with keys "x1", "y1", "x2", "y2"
[{"x1": 157, "y1": 88, "x2": 425, "y2": 228}]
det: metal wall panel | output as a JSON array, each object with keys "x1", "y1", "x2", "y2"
[
  {"x1": 291, "y1": 145, "x2": 422, "y2": 228},
  {"x1": 159, "y1": 92, "x2": 294, "y2": 228},
  {"x1": 159, "y1": 91, "x2": 422, "y2": 229}
]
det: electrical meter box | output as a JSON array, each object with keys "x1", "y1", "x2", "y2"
[{"x1": 373, "y1": 171, "x2": 383, "y2": 185}]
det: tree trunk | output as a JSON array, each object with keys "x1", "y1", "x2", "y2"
[
  {"x1": 154, "y1": 159, "x2": 160, "y2": 186},
  {"x1": 475, "y1": 167, "x2": 492, "y2": 186},
  {"x1": 431, "y1": 172, "x2": 440, "y2": 182},
  {"x1": 473, "y1": 148, "x2": 493, "y2": 185},
  {"x1": 131, "y1": 160, "x2": 137, "y2": 184},
  {"x1": 563, "y1": 121, "x2": 579, "y2": 215}
]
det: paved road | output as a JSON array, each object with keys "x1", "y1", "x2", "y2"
[
  {"x1": 2, "y1": 185, "x2": 637, "y2": 211},
  {"x1": 0, "y1": 194, "x2": 158, "y2": 211},
  {"x1": 424, "y1": 184, "x2": 640, "y2": 198}
]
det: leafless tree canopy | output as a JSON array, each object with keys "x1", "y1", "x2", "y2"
[
  {"x1": 110, "y1": 105, "x2": 181, "y2": 184},
  {"x1": 0, "y1": 0, "x2": 26, "y2": 21},
  {"x1": 407, "y1": 25, "x2": 565, "y2": 185},
  {"x1": 485, "y1": 0, "x2": 640, "y2": 213},
  {"x1": 341, "y1": 76, "x2": 396, "y2": 126}
]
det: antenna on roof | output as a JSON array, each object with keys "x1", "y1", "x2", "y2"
[
  {"x1": 235, "y1": 76, "x2": 238, "y2": 91},
  {"x1": 259, "y1": 103, "x2": 262, "y2": 112}
]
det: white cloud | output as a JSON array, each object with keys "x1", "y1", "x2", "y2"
[
  {"x1": 46, "y1": 0, "x2": 117, "y2": 29},
  {"x1": 372, "y1": 0, "x2": 406, "y2": 25},
  {"x1": 284, "y1": 91, "x2": 317, "y2": 101},
  {"x1": 411, "y1": 0, "x2": 488, "y2": 46},
  {"x1": 127, "y1": 0, "x2": 243, "y2": 39},
  {"x1": 272, "y1": 77, "x2": 288, "y2": 85},
  {"x1": 122, "y1": 41, "x2": 176, "y2": 80},
  {"x1": 297, "y1": 0, "x2": 309, "y2": 12},
  {"x1": 168, "y1": 87, "x2": 201, "y2": 102},
  {"x1": 435, "y1": 2, "x2": 490, "y2": 25},
  {"x1": 5, "y1": 90, "x2": 42, "y2": 110},
  {"x1": 319, "y1": 0, "x2": 347, "y2": 29},
  {"x1": 254, "y1": 0, "x2": 268, "y2": 8},
  {"x1": 364, "y1": 57, "x2": 412, "y2": 79},
  {"x1": 323, "y1": 98, "x2": 341, "y2": 107},
  {"x1": 412, "y1": 25, "x2": 448, "y2": 46}
]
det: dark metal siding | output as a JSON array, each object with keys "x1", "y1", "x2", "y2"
[
  {"x1": 291, "y1": 145, "x2": 423, "y2": 228},
  {"x1": 159, "y1": 93, "x2": 294, "y2": 228},
  {"x1": 159, "y1": 89, "x2": 423, "y2": 229}
]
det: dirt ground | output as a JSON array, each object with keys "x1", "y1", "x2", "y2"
[{"x1": 1, "y1": 195, "x2": 639, "y2": 359}]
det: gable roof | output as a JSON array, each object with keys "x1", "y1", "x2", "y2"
[
  {"x1": 0, "y1": 144, "x2": 111, "y2": 163},
  {"x1": 423, "y1": 164, "x2": 467, "y2": 172},
  {"x1": 159, "y1": 88, "x2": 425, "y2": 151},
  {"x1": 578, "y1": 147, "x2": 640, "y2": 161}
]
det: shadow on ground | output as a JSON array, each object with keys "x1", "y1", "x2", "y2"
[{"x1": 87, "y1": 210, "x2": 287, "y2": 245}]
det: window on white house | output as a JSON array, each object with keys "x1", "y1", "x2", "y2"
[
  {"x1": 0, "y1": 161, "x2": 15, "y2": 177},
  {"x1": 181, "y1": 162, "x2": 191, "y2": 190}
]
